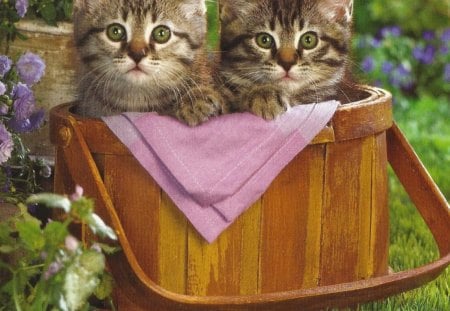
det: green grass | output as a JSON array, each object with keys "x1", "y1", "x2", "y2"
[{"x1": 360, "y1": 96, "x2": 450, "y2": 310}]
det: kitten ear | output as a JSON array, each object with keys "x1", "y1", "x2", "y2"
[
  {"x1": 319, "y1": 0, "x2": 353, "y2": 23},
  {"x1": 179, "y1": 0, "x2": 207, "y2": 19}
]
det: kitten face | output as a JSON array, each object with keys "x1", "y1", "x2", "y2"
[
  {"x1": 220, "y1": 0, "x2": 353, "y2": 102},
  {"x1": 73, "y1": 0, "x2": 207, "y2": 113}
]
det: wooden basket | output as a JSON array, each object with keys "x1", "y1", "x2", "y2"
[{"x1": 50, "y1": 86, "x2": 450, "y2": 310}]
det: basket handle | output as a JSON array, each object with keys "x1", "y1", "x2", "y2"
[{"x1": 54, "y1": 113, "x2": 450, "y2": 310}]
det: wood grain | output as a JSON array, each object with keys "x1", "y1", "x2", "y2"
[
  {"x1": 103, "y1": 155, "x2": 160, "y2": 281},
  {"x1": 49, "y1": 88, "x2": 450, "y2": 310}
]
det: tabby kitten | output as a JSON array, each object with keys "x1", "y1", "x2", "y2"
[
  {"x1": 219, "y1": 0, "x2": 354, "y2": 119},
  {"x1": 72, "y1": 0, "x2": 224, "y2": 126}
]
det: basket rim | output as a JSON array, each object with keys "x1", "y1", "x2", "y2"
[{"x1": 50, "y1": 85, "x2": 392, "y2": 154}]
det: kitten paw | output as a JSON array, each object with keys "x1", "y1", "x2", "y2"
[
  {"x1": 245, "y1": 87, "x2": 286, "y2": 120},
  {"x1": 177, "y1": 88, "x2": 224, "y2": 126}
]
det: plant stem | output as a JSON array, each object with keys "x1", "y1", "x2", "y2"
[
  {"x1": 19, "y1": 263, "x2": 45, "y2": 272},
  {"x1": 12, "y1": 272, "x2": 23, "y2": 311}
]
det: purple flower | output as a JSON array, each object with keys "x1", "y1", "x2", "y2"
[
  {"x1": 441, "y1": 28, "x2": 450, "y2": 43},
  {"x1": 44, "y1": 261, "x2": 63, "y2": 280},
  {"x1": 0, "y1": 104, "x2": 8, "y2": 115},
  {"x1": 371, "y1": 38, "x2": 382, "y2": 48},
  {"x1": 13, "y1": 87, "x2": 35, "y2": 120},
  {"x1": 16, "y1": 52, "x2": 45, "y2": 86},
  {"x1": 0, "y1": 56, "x2": 12, "y2": 77},
  {"x1": 0, "y1": 81, "x2": 6, "y2": 95},
  {"x1": 9, "y1": 109, "x2": 45, "y2": 133},
  {"x1": 390, "y1": 64, "x2": 413, "y2": 89},
  {"x1": 422, "y1": 30, "x2": 435, "y2": 41},
  {"x1": 0, "y1": 123, "x2": 13, "y2": 164},
  {"x1": 413, "y1": 45, "x2": 436, "y2": 64},
  {"x1": 381, "y1": 61, "x2": 394, "y2": 74},
  {"x1": 15, "y1": 0, "x2": 29, "y2": 18},
  {"x1": 441, "y1": 45, "x2": 449, "y2": 55},
  {"x1": 12, "y1": 82, "x2": 32, "y2": 99},
  {"x1": 413, "y1": 46, "x2": 423, "y2": 60},
  {"x1": 361, "y1": 56, "x2": 375, "y2": 72},
  {"x1": 421, "y1": 46, "x2": 436, "y2": 64},
  {"x1": 380, "y1": 26, "x2": 401, "y2": 38},
  {"x1": 444, "y1": 64, "x2": 450, "y2": 83},
  {"x1": 397, "y1": 64, "x2": 411, "y2": 76}
]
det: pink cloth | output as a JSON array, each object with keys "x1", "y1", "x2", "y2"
[{"x1": 103, "y1": 101, "x2": 339, "y2": 242}]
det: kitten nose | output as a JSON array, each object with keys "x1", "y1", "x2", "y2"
[
  {"x1": 276, "y1": 48, "x2": 299, "y2": 72},
  {"x1": 128, "y1": 39, "x2": 149, "y2": 64}
]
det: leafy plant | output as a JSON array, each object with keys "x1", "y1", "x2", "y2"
[
  {"x1": 353, "y1": 27, "x2": 450, "y2": 107},
  {"x1": 1, "y1": 52, "x2": 50, "y2": 204},
  {"x1": 0, "y1": 0, "x2": 73, "y2": 51},
  {"x1": 0, "y1": 187, "x2": 118, "y2": 310},
  {"x1": 27, "y1": 0, "x2": 73, "y2": 26},
  {"x1": 368, "y1": 0, "x2": 449, "y2": 36}
]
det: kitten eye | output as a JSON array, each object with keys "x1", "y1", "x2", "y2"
[
  {"x1": 256, "y1": 33, "x2": 275, "y2": 49},
  {"x1": 152, "y1": 25, "x2": 171, "y2": 44},
  {"x1": 300, "y1": 32, "x2": 319, "y2": 50},
  {"x1": 106, "y1": 23, "x2": 127, "y2": 42}
]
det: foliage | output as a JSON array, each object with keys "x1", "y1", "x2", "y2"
[
  {"x1": 0, "y1": 188, "x2": 118, "y2": 310},
  {"x1": 0, "y1": 52, "x2": 50, "y2": 205},
  {"x1": 0, "y1": 0, "x2": 73, "y2": 50},
  {"x1": 27, "y1": 0, "x2": 73, "y2": 26},
  {"x1": 0, "y1": 0, "x2": 26, "y2": 49},
  {"x1": 367, "y1": 0, "x2": 449, "y2": 36},
  {"x1": 353, "y1": 27, "x2": 450, "y2": 106}
]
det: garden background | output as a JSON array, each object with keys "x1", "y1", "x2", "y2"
[
  {"x1": 352, "y1": 1, "x2": 449, "y2": 308},
  {"x1": 208, "y1": 0, "x2": 449, "y2": 309}
]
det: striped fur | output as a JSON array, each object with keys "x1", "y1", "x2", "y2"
[
  {"x1": 219, "y1": 0, "x2": 353, "y2": 120},
  {"x1": 73, "y1": 0, "x2": 223, "y2": 126}
]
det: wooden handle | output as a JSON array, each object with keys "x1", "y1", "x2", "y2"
[
  {"x1": 54, "y1": 111, "x2": 450, "y2": 310},
  {"x1": 386, "y1": 123, "x2": 450, "y2": 255}
]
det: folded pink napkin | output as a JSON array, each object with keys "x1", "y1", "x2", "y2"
[{"x1": 103, "y1": 100, "x2": 339, "y2": 242}]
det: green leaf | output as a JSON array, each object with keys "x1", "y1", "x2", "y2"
[
  {"x1": 38, "y1": 2, "x2": 57, "y2": 26},
  {"x1": 43, "y1": 221, "x2": 68, "y2": 248},
  {"x1": 16, "y1": 220, "x2": 45, "y2": 251},
  {"x1": 94, "y1": 273, "x2": 114, "y2": 300},
  {"x1": 0, "y1": 223, "x2": 13, "y2": 244},
  {"x1": 26, "y1": 193, "x2": 71, "y2": 212},
  {"x1": 93, "y1": 243, "x2": 121, "y2": 255},
  {"x1": 70, "y1": 198, "x2": 94, "y2": 221},
  {"x1": 0, "y1": 245, "x2": 15, "y2": 254},
  {"x1": 63, "y1": 254, "x2": 103, "y2": 311},
  {"x1": 87, "y1": 214, "x2": 117, "y2": 240},
  {"x1": 63, "y1": 0, "x2": 73, "y2": 19},
  {"x1": 79, "y1": 251, "x2": 105, "y2": 274}
]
